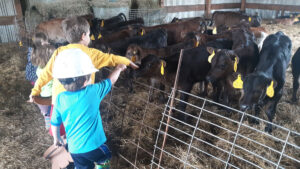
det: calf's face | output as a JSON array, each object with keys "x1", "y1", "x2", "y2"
[
  {"x1": 126, "y1": 45, "x2": 142, "y2": 64},
  {"x1": 250, "y1": 15, "x2": 262, "y2": 27},
  {"x1": 134, "y1": 54, "x2": 165, "y2": 78},
  {"x1": 206, "y1": 48, "x2": 237, "y2": 83},
  {"x1": 240, "y1": 74, "x2": 272, "y2": 111}
]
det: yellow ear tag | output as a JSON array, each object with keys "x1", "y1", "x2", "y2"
[
  {"x1": 294, "y1": 17, "x2": 299, "y2": 22},
  {"x1": 141, "y1": 29, "x2": 144, "y2": 36},
  {"x1": 249, "y1": 17, "x2": 252, "y2": 22},
  {"x1": 212, "y1": 27, "x2": 217, "y2": 35},
  {"x1": 161, "y1": 61, "x2": 164, "y2": 75},
  {"x1": 234, "y1": 57, "x2": 238, "y2": 72},
  {"x1": 90, "y1": 34, "x2": 95, "y2": 40},
  {"x1": 97, "y1": 34, "x2": 102, "y2": 39},
  {"x1": 208, "y1": 50, "x2": 215, "y2": 63},
  {"x1": 131, "y1": 56, "x2": 136, "y2": 62},
  {"x1": 101, "y1": 20, "x2": 104, "y2": 27},
  {"x1": 195, "y1": 41, "x2": 199, "y2": 47},
  {"x1": 233, "y1": 74, "x2": 243, "y2": 89},
  {"x1": 19, "y1": 41, "x2": 23, "y2": 47},
  {"x1": 266, "y1": 81, "x2": 274, "y2": 98}
]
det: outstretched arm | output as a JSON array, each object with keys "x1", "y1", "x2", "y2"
[
  {"x1": 51, "y1": 125, "x2": 64, "y2": 147},
  {"x1": 108, "y1": 64, "x2": 127, "y2": 85}
]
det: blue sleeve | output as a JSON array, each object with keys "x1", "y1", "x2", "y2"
[
  {"x1": 51, "y1": 96, "x2": 63, "y2": 126},
  {"x1": 25, "y1": 47, "x2": 38, "y2": 82},
  {"x1": 95, "y1": 79, "x2": 112, "y2": 101}
]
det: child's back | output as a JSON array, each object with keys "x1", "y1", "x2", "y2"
[
  {"x1": 51, "y1": 49, "x2": 126, "y2": 169},
  {"x1": 52, "y1": 79, "x2": 111, "y2": 153},
  {"x1": 31, "y1": 42, "x2": 55, "y2": 129}
]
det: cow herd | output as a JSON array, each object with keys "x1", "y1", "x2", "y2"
[{"x1": 30, "y1": 11, "x2": 300, "y2": 133}]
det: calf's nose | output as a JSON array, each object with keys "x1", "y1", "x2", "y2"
[
  {"x1": 240, "y1": 104, "x2": 249, "y2": 111},
  {"x1": 206, "y1": 76, "x2": 214, "y2": 83}
]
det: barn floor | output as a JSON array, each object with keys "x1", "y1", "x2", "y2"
[{"x1": 0, "y1": 23, "x2": 299, "y2": 169}]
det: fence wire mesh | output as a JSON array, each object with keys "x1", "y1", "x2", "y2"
[{"x1": 98, "y1": 66, "x2": 300, "y2": 169}]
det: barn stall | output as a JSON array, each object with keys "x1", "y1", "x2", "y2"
[{"x1": 0, "y1": 0, "x2": 300, "y2": 168}]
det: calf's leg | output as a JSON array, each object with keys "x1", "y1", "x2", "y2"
[
  {"x1": 291, "y1": 73, "x2": 299, "y2": 102},
  {"x1": 265, "y1": 82, "x2": 283, "y2": 133},
  {"x1": 176, "y1": 83, "x2": 193, "y2": 122}
]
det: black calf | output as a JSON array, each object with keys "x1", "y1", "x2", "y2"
[
  {"x1": 240, "y1": 31, "x2": 292, "y2": 133},
  {"x1": 291, "y1": 47, "x2": 300, "y2": 102}
]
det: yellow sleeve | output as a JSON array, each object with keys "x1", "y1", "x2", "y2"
[
  {"x1": 31, "y1": 49, "x2": 58, "y2": 96},
  {"x1": 89, "y1": 48, "x2": 131, "y2": 69}
]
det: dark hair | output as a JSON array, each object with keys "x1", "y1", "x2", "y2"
[
  {"x1": 31, "y1": 44, "x2": 55, "y2": 68},
  {"x1": 62, "y1": 16, "x2": 90, "y2": 43},
  {"x1": 32, "y1": 32, "x2": 48, "y2": 46},
  {"x1": 58, "y1": 75, "x2": 91, "y2": 92}
]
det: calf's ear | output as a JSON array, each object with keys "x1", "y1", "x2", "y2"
[
  {"x1": 226, "y1": 50, "x2": 239, "y2": 62},
  {"x1": 206, "y1": 47, "x2": 215, "y2": 55},
  {"x1": 180, "y1": 31, "x2": 187, "y2": 39},
  {"x1": 160, "y1": 60, "x2": 167, "y2": 67}
]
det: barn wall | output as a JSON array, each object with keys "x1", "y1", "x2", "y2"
[
  {"x1": 24, "y1": 0, "x2": 91, "y2": 32},
  {"x1": 24, "y1": 0, "x2": 132, "y2": 31},
  {"x1": 163, "y1": 0, "x2": 241, "y2": 23},
  {"x1": 0, "y1": 0, "x2": 19, "y2": 43},
  {"x1": 246, "y1": 0, "x2": 300, "y2": 18},
  {"x1": 164, "y1": 0, "x2": 204, "y2": 23},
  {"x1": 91, "y1": 0, "x2": 130, "y2": 19}
]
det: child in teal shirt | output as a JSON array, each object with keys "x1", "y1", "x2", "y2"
[{"x1": 51, "y1": 48, "x2": 126, "y2": 169}]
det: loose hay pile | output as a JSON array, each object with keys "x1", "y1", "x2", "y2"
[
  {"x1": 0, "y1": 23, "x2": 299, "y2": 169},
  {"x1": 0, "y1": 45, "x2": 52, "y2": 168}
]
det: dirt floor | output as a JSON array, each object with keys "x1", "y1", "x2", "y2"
[{"x1": 0, "y1": 22, "x2": 299, "y2": 169}]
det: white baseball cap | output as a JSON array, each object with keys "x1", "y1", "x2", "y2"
[{"x1": 53, "y1": 48, "x2": 98, "y2": 78}]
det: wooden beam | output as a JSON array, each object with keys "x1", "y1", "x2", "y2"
[
  {"x1": 0, "y1": 16, "x2": 16, "y2": 25},
  {"x1": 211, "y1": 3, "x2": 241, "y2": 10},
  {"x1": 241, "y1": 0, "x2": 246, "y2": 12},
  {"x1": 165, "y1": 3, "x2": 240, "y2": 13},
  {"x1": 160, "y1": 0, "x2": 164, "y2": 8},
  {"x1": 14, "y1": 0, "x2": 25, "y2": 38},
  {"x1": 165, "y1": 5, "x2": 205, "y2": 13},
  {"x1": 246, "y1": 3, "x2": 300, "y2": 12},
  {"x1": 205, "y1": 0, "x2": 211, "y2": 18}
]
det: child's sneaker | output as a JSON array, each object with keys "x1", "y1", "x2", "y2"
[
  {"x1": 96, "y1": 160, "x2": 110, "y2": 169},
  {"x1": 45, "y1": 115, "x2": 50, "y2": 130}
]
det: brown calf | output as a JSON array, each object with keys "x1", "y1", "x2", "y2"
[
  {"x1": 139, "y1": 17, "x2": 206, "y2": 45},
  {"x1": 212, "y1": 11, "x2": 261, "y2": 31},
  {"x1": 35, "y1": 14, "x2": 94, "y2": 44}
]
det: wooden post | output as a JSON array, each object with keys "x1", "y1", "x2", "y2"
[
  {"x1": 160, "y1": 0, "x2": 164, "y2": 8},
  {"x1": 241, "y1": 0, "x2": 246, "y2": 12},
  {"x1": 275, "y1": 10, "x2": 280, "y2": 18},
  {"x1": 281, "y1": 10, "x2": 285, "y2": 17},
  {"x1": 14, "y1": 0, "x2": 25, "y2": 38},
  {"x1": 205, "y1": 0, "x2": 211, "y2": 18}
]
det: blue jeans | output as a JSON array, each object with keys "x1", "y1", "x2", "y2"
[{"x1": 70, "y1": 144, "x2": 111, "y2": 169}]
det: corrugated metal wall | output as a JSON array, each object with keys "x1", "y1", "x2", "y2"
[
  {"x1": 163, "y1": 0, "x2": 241, "y2": 23},
  {"x1": 211, "y1": 0, "x2": 241, "y2": 13},
  {"x1": 164, "y1": 0, "x2": 204, "y2": 23},
  {"x1": 0, "y1": 0, "x2": 19, "y2": 43},
  {"x1": 91, "y1": 0, "x2": 130, "y2": 24},
  {"x1": 246, "y1": 0, "x2": 300, "y2": 18}
]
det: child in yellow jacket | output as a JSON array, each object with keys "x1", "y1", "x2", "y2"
[{"x1": 29, "y1": 16, "x2": 138, "y2": 136}]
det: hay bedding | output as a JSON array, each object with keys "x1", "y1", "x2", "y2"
[{"x1": 0, "y1": 23, "x2": 299, "y2": 168}]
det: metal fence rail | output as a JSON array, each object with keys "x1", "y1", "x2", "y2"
[{"x1": 98, "y1": 66, "x2": 300, "y2": 169}]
